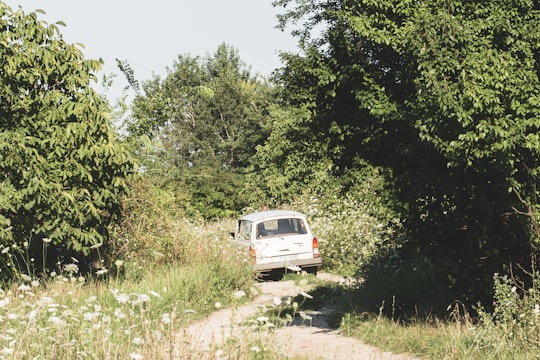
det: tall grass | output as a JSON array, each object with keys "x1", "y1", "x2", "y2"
[
  {"x1": 0, "y1": 178, "x2": 262, "y2": 359},
  {"x1": 0, "y1": 227, "x2": 257, "y2": 359}
]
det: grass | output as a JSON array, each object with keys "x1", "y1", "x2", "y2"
[
  {"x1": 0, "y1": 260, "x2": 256, "y2": 359},
  {"x1": 288, "y1": 274, "x2": 540, "y2": 360}
]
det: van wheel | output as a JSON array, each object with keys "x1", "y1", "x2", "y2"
[{"x1": 304, "y1": 266, "x2": 318, "y2": 275}]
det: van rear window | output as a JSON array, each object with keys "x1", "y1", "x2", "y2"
[{"x1": 256, "y1": 218, "x2": 307, "y2": 238}]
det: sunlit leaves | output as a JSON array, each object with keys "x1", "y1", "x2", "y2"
[{"x1": 0, "y1": 3, "x2": 135, "y2": 260}]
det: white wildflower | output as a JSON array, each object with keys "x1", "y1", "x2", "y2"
[
  {"x1": 48, "y1": 316, "x2": 65, "y2": 326},
  {"x1": 0, "y1": 297, "x2": 10, "y2": 308},
  {"x1": 17, "y1": 284, "x2": 31, "y2": 292},
  {"x1": 272, "y1": 297, "x2": 282, "y2": 306},
  {"x1": 233, "y1": 290, "x2": 246, "y2": 299},
  {"x1": 83, "y1": 312, "x2": 99, "y2": 321},
  {"x1": 148, "y1": 290, "x2": 161, "y2": 299},
  {"x1": 1, "y1": 348, "x2": 14, "y2": 355},
  {"x1": 161, "y1": 313, "x2": 171, "y2": 324},
  {"x1": 214, "y1": 302, "x2": 222, "y2": 309},
  {"x1": 534, "y1": 304, "x2": 540, "y2": 316},
  {"x1": 250, "y1": 346, "x2": 261, "y2": 353},
  {"x1": 96, "y1": 269, "x2": 108, "y2": 276},
  {"x1": 129, "y1": 352, "x2": 143, "y2": 360},
  {"x1": 114, "y1": 309, "x2": 126, "y2": 319},
  {"x1": 64, "y1": 263, "x2": 79, "y2": 274},
  {"x1": 134, "y1": 294, "x2": 150, "y2": 304},
  {"x1": 256, "y1": 316, "x2": 269, "y2": 323},
  {"x1": 511, "y1": 286, "x2": 517, "y2": 294}
]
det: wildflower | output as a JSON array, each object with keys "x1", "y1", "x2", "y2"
[
  {"x1": 17, "y1": 284, "x2": 31, "y2": 292},
  {"x1": 114, "y1": 260, "x2": 124, "y2": 268},
  {"x1": 534, "y1": 304, "x2": 540, "y2": 316},
  {"x1": 27, "y1": 310, "x2": 38, "y2": 321},
  {"x1": 90, "y1": 242, "x2": 103, "y2": 249},
  {"x1": 39, "y1": 296, "x2": 55, "y2": 305},
  {"x1": 42, "y1": 238, "x2": 52, "y2": 243},
  {"x1": 48, "y1": 316, "x2": 65, "y2": 326},
  {"x1": 83, "y1": 312, "x2": 99, "y2": 321},
  {"x1": 1, "y1": 348, "x2": 14, "y2": 355},
  {"x1": 300, "y1": 291, "x2": 313, "y2": 299},
  {"x1": 0, "y1": 297, "x2": 10, "y2": 308},
  {"x1": 215, "y1": 302, "x2": 222, "y2": 309},
  {"x1": 299, "y1": 312, "x2": 313, "y2": 321},
  {"x1": 21, "y1": 274, "x2": 31, "y2": 282},
  {"x1": 233, "y1": 290, "x2": 246, "y2": 299},
  {"x1": 111, "y1": 289, "x2": 129, "y2": 304},
  {"x1": 148, "y1": 290, "x2": 162, "y2": 299},
  {"x1": 129, "y1": 352, "x2": 143, "y2": 360},
  {"x1": 64, "y1": 263, "x2": 79, "y2": 275},
  {"x1": 113, "y1": 309, "x2": 126, "y2": 319},
  {"x1": 134, "y1": 294, "x2": 150, "y2": 304},
  {"x1": 7, "y1": 313, "x2": 19, "y2": 320},
  {"x1": 511, "y1": 286, "x2": 517, "y2": 294},
  {"x1": 161, "y1": 313, "x2": 171, "y2": 324},
  {"x1": 250, "y1": 346, "x2": 261, "y2": 353},
  {"x1": 256, "y1": 316, "x2": 269, "y2": 323},
  {"x1": 273, "y1": 297, "x2": 282, "y2": 306},
  {"x1": 96, "y1": 269, "x2": 108, "y2": 276},
  {"x1": 31, "y1": 280, "x2": 39, "y2": 287}
]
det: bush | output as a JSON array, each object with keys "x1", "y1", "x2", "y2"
[{"x1": 476, "y1": 271, "x2": 540, "y2": 351}]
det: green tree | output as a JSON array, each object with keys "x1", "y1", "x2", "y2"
[
  {"x1": 273, "y1": 0, "x2": 540, "y2": 306},
  {"x1": 129, "y1": 43, "x2": 275, "y2": 218},
  {"x1": 0, "y1": 3, "x2": 135, "y2": 271}
]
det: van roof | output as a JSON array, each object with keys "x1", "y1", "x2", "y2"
[{"x1": 239, "y1": 210, "x2": 306, "y2": 223}]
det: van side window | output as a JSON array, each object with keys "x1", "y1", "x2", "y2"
[{"x1": 238, "y1": 221, "x2": 251, "y2": 241}]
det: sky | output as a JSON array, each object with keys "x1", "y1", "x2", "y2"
[{"x1": 5, "y1": 0, "x2": 300, "y2": 101}]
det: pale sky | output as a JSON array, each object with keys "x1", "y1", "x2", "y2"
[{"x1": 5, "y1": 0, "x2": 300, "y2": 101}]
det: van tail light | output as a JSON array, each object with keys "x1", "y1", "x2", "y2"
[
  {"x1": 312, "y1": 237, "x2": 320, "y2": 258},
  {"x1": 250, "y1": 245, "x2": 256, "y2": 263}
]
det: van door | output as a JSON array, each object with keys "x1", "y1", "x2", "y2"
[{"x1": 253, "y1": 217, "x2": 312, "y2": 266}]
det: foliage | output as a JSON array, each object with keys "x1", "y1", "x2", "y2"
[
  {"x1": 0, "y1": 4, "x2": 135, "y2": 270},
  {"x1": 293, "y1": 165, "x2": 403, "y2": 276},
  {"x1": 0, "y1": 246, "x2": 255, "y2": 359},
  {"x1": 128, "y1": 43, "x2": 276, "y2": 218},
  {"x1": 273, "y1": 0, "x2": 540, "y2": 305},
  {"x1": 129, "y1": 43, "x2": 273, "y2": 169},
  {"x1": 477, "y1": 271, "x2": 540, "y2": 350}
]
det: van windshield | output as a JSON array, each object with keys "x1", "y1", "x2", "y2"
[{"x1": 256, "y1": 218, "x2": 307, "y2": 238}]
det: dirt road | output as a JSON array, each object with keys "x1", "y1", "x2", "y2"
[{"x1": 177, "y1": 273, "x2": 417, "y2": 359}]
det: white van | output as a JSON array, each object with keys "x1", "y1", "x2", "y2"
[{"x1": 232, "y1": 210, "x2": 322, "y2": 274}]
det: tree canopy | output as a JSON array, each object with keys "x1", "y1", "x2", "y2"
[
  {"x1": 271, "y1": 0, "x2": 540, "y2": 304},
  {"x1": 0, "y1": 3, "x2": 134, "y2": 269},
  {"x1": 129, "y1": 43, "x2": 275, "y2": 218}
]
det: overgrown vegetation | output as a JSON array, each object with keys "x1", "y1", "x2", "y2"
[{"x1": 2, "y1": 0, "x2": 540, "y2": 358}]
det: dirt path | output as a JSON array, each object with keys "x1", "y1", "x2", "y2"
[{"x1": 176, "y1": 273, "x2": 417, "y2": 359}]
